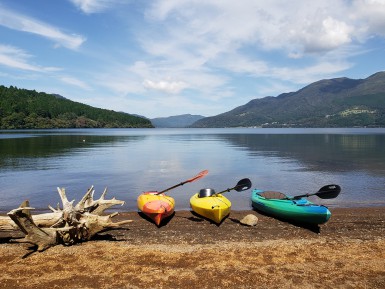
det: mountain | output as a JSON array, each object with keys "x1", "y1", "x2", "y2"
[
  {"x1": 191, "y1": 72, "x2": 385, "y2": 128},
  {"x1": 0, "y1": 85, "x2": 153, "y2": 129},
  {"x1": 151, "y1": 114, "x2": 205, "y2": 128}
]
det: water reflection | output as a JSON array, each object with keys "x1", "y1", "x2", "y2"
[
  {"x1": 0, "y1": 134, "x2": 145, "y2": 171},
  {"x1": 213, "y1": 133, "x2": 385, "y2": 175},
  {"x1": 0, "y1": 128, "x2": 385, "y2": 212}
]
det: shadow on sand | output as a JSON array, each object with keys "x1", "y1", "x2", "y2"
[
  {"x1": 0, "y1": 236, "x2": 14, "y2": 244},
  {"x1": 188, "y1": 210, "x2": 227, "y2": 226},
  {"x1": 137, "y1": 211, "x2": 175, "y2": 228},
  {"x1": 252, "y1": 209, "x2": 321, "y2": 233}
]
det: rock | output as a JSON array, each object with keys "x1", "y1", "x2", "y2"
[{"x1": 240, "y1": 214, "x2": 258, "y2": 226}]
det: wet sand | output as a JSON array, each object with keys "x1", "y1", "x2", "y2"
[{"x1": 0, "y1": 207, "x2": 384, "y2": 288}]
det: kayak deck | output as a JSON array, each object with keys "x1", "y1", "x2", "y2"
[{"x1": 190, "y1": 193, "x2": 231, "y2": 224}]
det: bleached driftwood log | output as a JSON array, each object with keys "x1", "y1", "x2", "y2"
[
  {"x1": 0, "y1": 211, "x2": 61, "y2": 230},
  {"x1": 2, "y1": 186, "x2": 132, "y2": 251}
]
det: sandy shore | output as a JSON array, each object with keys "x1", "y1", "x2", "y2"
[{"x1": 0, "y1": 207, "x2": 384, "y2": 289}]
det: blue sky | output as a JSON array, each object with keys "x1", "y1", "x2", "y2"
[{"x1": 1, "y1": 0, "x2": 385, "y2": 118}]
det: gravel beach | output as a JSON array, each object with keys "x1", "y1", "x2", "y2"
[{"x1": 0, "y1": 207, "x2": 384, "y2": 289}]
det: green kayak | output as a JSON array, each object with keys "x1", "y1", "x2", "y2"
[{"x1": 251, "y1": 189, "x2": 332, "y2": 225}]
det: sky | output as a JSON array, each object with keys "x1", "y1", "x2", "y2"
[{"x1": 1, "y1": 0, "x2": 385, "y2": 118}]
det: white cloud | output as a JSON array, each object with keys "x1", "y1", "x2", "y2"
[
  {"x1": 351, "y1": 0, "x2": 385, "y2": 38},
  {"x1": 135, "y1": 0, "x2": 385, "y2": 103},
  {"x1": 69, "y1": 0, "x2": 123, "y2": 14},
  {"x1": 146, "y1": 0, "x2": 385, "y2": 58},
  {"x1": 212, "y1": 53, "x2": 269, "y2": 76},
  {"x1": 0, "y1": 7, "x2": 85, "y2": 50},
  {"x1": 298, "y1": 17, "x2": 353, "y2": 54},
  {"x1": 93, "y1": 58, "x2": 228, "y2": 104},
  {"x1": 59, "y1": 76, "x2": 92, "y2": 90},
  {"x1": 270, "y1": 61, "x2": 353, "y2": 84},
  {"x1": 92, "y1": 62, "x2": 147, "y2": 96},
  {"x1": 0, "y1": 45, "x2": 60, "y2": 72},
  {"x1": 143, "y1": 79, "x2": 188, "y2": 94},
  {"x1": 4, "y1": 0, "x2": 381, "y2": 118}
]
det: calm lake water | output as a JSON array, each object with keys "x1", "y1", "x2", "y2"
[{"x1": 1, "y1": 128, "x2": 385, "y2": 213}]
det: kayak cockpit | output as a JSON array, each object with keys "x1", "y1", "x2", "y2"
[
  {"x1": 198, "y1": 188, "x2": 216, "y2": 198},
  {"x1": 258, "y1": 191, "x2": 287, "y2": 200}
]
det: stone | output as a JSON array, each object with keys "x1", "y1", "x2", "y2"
[{"x1": 240, "y1": 214, "x2": 258, "y2": 226}]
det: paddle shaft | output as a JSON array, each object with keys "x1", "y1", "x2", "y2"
[
  {"x1": 158, "y1": 181, "x2": 187, "y2": 194},
  {"x1": 156, "y1": 170, "x2": 208, "y2": 195},
  {"x1": 214, "y1": 185, "x2": 240, "y2": 195},
  {"x1": 213, "y1": 178, "x2": 252, "y2": 196}
]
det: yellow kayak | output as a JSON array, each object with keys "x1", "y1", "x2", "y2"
[
  {"x1": 137, "y1": 191, "x2": 175, "y2": 226},
  {"x1": 190, "y1": 189, "x2": 231, "y2": 224}
]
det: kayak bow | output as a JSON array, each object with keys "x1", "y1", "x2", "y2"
[{"x1": 137, "y1": 191, "x2": 175, "y2": 226}]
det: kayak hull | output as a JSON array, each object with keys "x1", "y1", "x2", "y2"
[
  {"x1": 137, "y1": 192, "x2": 175, "y2": 226},
  {"x1": 190, "y1": 193, "x2": 231, "y2": 224},
  {"x1": 251, "y1": 189, "x2": 331, "y2": 225}
]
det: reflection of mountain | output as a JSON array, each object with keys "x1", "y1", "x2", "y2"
[
  {"x1": 0, "y1": 134, "x2": 144, "y2": 171},
  {"x1": 213, "y1": 133, "x2": 385, "y2": 174}
]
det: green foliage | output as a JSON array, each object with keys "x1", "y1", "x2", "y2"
[
  {"x1": 0, "y1": 85, "x2": 153, "y2": 129},
  {"x1": 192, "y1": 72, "x2": 385, "y2": 128}
]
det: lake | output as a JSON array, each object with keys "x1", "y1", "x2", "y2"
[{"x1": 1, "y1": 128, "x2": 385, "y2": 213}]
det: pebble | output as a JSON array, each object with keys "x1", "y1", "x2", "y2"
[{"x1": 240, "y1": 214, "x2": 259, "y2": 226}]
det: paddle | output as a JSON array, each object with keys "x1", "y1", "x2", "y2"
[
  {"x1": 290, "y1": 184, "x2": 341, "y2": 200},
  {"x1": 213, "y1": 178, "x2": 252, "y2": 196},
  {"x1": 156, "y1": 170, "x2": 209, "y2": 195}
]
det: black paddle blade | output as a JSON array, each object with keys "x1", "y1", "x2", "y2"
[
  {"x1": 234, "y1": 178, "x2": 252, "y2": 192},
  {"x1": 215, "y1": 178, "x2": 252, "y2": 195},
  {"x1": 316, "y1": 184, "x2": 341, "y2": 199}
]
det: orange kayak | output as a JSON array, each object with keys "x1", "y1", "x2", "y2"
[{"x1": 137, "y1": 191, "x2": 175, "y2": 226}]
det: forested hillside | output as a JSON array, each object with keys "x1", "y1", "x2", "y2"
[
  {"x1": 192, "y1": 72, "x2": 385, "y2": 128},
  {"x1": 0, "y1": 85, "x2": 153, "y2": 129}
]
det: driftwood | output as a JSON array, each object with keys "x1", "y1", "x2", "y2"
[
  {"x1": 1, "y1": 186, "x2": 132, "y2": 251},
  {"x1": 0, "y1": 211, "x2": 62, "y2": 231}
]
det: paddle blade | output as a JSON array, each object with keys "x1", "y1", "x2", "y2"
[
  {"x1": 315, "y1": 184, "x2": 341, "y2": 199},
  {"x1": 215, "y1": 178, "x2": 252, "y2": 195},
  {"x1": 234, "y1": 178, "x2": 252, "y2": 192},
  {"x1": 186, "y1": 170, "x2": 209, "y2": 183}
]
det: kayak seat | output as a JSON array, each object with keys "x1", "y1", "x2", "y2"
[{"x1": 259, "y1": 191, "x2": 287, "y2": 200}]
